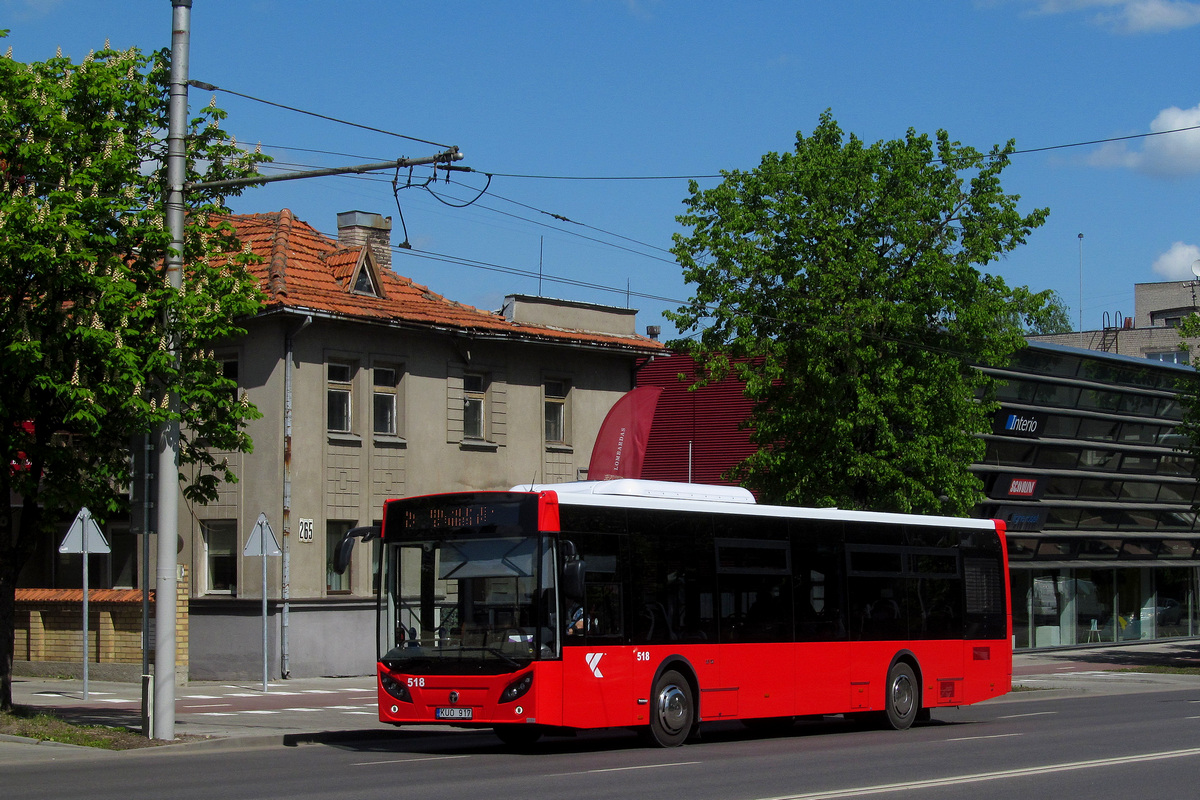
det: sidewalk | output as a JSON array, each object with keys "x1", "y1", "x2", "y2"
[{"x1": 5, "y1": 640, "x2": 1200, "y2": 762}]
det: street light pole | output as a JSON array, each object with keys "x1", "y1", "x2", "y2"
[{"x1": 154, "y1": 0, "x2": 191, "y2": 741}]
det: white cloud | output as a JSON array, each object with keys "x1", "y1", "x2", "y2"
[
  {"x1": 1086, "y1": 102, "x2": 1200, "y2": 176},
  {"x1": 1152, "y1": 241, "x2": 1200, "y2": 279},
  {"x1": 1025, "y1": 0, "x2": 1200, "y2": 32}
]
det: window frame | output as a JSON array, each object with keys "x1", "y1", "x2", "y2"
[
  {"x1": 327, "y1": 361, "x2": 356, "y2": 434},
  {"x1": 544, "y1": 378, "x2": 569, "y2": 445},
  {"x1": 463, "y1": 372, "x2": 487, "y2": 440},
  {"x1": 327, "y1": 519, "x2": 356, "y2": 594},
  {"x1": 201, "y1": 519, "x2": 238, "y2": 595},
  {"x1": 372, "y1": 363, "x2": 401, "y2": 437}
]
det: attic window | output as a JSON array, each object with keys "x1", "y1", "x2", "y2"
[{"x1": 353, "y1": 262, "x2": 379, "y2": 296}]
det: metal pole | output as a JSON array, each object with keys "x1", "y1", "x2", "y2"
[
  {"x1": 1078, "y1": 233, "x2": 1084, "y2": 346},
  {"x1": 261, "y1": 523, "x2": 268, "y2": 692},
  {"x1": 155, "y1": 0, "x2": 191, "y2": 741},
  {"x1": 81, "y1": 511, "x2": 89, "y2": 701}
]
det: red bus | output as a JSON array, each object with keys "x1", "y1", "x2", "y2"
[{"x1": 336, "y1": 479, "x2": 1011, "y2": 747}]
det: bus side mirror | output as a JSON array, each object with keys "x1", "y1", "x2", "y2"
[
  {"x1": 563, "y1": 559, "x2": 586, "y2": 602},
  {"x1": 333, "y1": 525, "x2": 380, "y2": 575}
]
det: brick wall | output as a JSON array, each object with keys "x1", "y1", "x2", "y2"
[{"x1": 15, "y1": 565, "x2": 190, "y2": 670}]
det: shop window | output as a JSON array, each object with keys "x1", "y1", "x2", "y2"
[
  {"x1": 1157, "y1": 483, "x2": 1195, "y2": 503},
  {"x1": 1078, "y1": 418, "x2": 1119, "y2": 441}
]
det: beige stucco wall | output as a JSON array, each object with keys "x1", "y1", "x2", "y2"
[{"x1": 178, "y1": 313, "x2": 641, "y2": 602}]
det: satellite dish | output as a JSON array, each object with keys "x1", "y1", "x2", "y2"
[{"x1": 1192, "y1": 259, "x2": 1200, "y2": 279}]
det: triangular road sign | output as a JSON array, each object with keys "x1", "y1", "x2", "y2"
[
  {"x1": 243, "y1": 512, "x2": 281, "y2": 557},
  {"x1": 59, "y1": 507, "x2": 110, "y2": 554}
]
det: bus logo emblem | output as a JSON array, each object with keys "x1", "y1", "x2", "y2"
[{"x1": 585, "y1": 653, "x2": 605, "y2": 678}]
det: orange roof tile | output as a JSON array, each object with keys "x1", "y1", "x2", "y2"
[
  {"x1": 220, "y1": 210, "x2": 663, "y2": 354},
  {"x1": 17, "y1": 588, "x2": 150, "y2": 603}
]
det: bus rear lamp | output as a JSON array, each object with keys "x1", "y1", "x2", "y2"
[
  {"x1": 381, "y1": 673, "x2": 413, "y2": 703},
  {"x1": 499, "y1": 672, "x2": 533, "y2": 704}
]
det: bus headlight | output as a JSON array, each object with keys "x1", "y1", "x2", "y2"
[
  {"x1": 499, "y1": 672, "x2": 533, "y2": 704},
  {"x1": 380, "y1": 673, "x2": 413, "y2": 703}
]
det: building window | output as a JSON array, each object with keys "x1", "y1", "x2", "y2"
[
  {"x1": 1147, "y1": 350, "x2": 1188, "y2": 364},
  {"x1": 463, "y1": 373, "x2": 487, "y2": 440},
  {"x1": 327, "y1": 520, "x2": 355, "y2": 593},
  {"x1": 545, "y1": 379, "x2": 568, "y2": 444},
  {"x1": 202, "y1": 520, "x2": 237, "y2": 594},
  {"x1": 373, "y1": 365, "x2": 400, "y2": 435},
  {"x1": 327, "y1": 362, "x2": 355, "y2": 433}
]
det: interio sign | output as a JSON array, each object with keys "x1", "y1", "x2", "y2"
[{"x1": 992, "y1": 407, "x2": 1045, "y2": 438}]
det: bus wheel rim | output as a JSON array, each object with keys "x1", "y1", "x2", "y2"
[
  {"x1": 891, "y1": 673, "x2": 914, "y2": 717},
  {"x1": 657, "y1": 685, "x2": 689, "y2": 733}
]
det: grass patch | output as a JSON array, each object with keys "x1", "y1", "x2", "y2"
[
  {"x1": 1111, "y1": 665, "x2": 1200, "y2": 676},
  {"x1": 0, "y1": 706, "x2": 163, "y2": 750}
]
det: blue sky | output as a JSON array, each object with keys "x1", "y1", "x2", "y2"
[{"x1": 4, "y1": 1, "x2": 1200, "y2": 338}]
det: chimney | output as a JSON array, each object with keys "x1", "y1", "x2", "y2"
[{"x1": 336, "y1": 211, "x2": 392, "y2": 272}]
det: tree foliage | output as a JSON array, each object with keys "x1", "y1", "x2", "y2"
[
  {"x1": 668, "y1": 111, "x2": 1054, "y2": 514},
  {"x1": 0, "y1": 36, "x2": 267, "y2": 710}
]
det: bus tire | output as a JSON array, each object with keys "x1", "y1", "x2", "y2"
[
  {"x1": 884, "y1": 661, "x2": 918, "y2": 731},
  {"x1": 493, "y1": 724, "x2": 543, "y2": 748},
  {"x1": 648, "y1": 669, "x2": 694, "y2": 747}
]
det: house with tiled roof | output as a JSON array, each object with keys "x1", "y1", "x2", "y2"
[{"x1": 165, "y1": 209, "x2": 661, "y2": 680}]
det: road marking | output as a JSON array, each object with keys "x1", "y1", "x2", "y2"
[
  {"x1": 996, "y1": 711, "x2": 1057, "y2": 719},
  {"x1": 282, "y1": 707, "x2": 324, "y2": 712},
  {"x1": 550, "y1": 761, "x2": 701, "y2": 777},
  {"x1": 351, "y1": 755, "x2": 468, "y2": 767},
  {"x1": 300, "y1": 689, "x2": 338, "y2": 694},
  {"x1": 587, "y1": 761, "x2": 701, "y2": 774},
  {"x1": 754, "y1": 747, "x2": 1200, "y2": 800},
  {"x1": 181, "y1": 703, "x2": 231, "y2": 709},
  {"x1": 183, "y1": 695, "x2": 221, "y2": 700},
  {"x1": 197, "y1": 712, "x2": 238, "y2": 717},
  {"x1": 242, "y1": 710, "x2": 280, "y2": 715},
  {"x1": 945, "y1": 733, "x2": 1023, "y2": 742}
]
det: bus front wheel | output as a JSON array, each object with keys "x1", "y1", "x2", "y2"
[
  {"x1": 884, "y1": 662, "x2": 918, "y2": 731},
  {"x1": 647, "y1": 669, "x2": 695, "y2": 747}
]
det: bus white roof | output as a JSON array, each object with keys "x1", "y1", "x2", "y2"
[
  {"x1": 511, "y1": 480, "x2": 995, "y2": 530},
  {"x1": 512, "y1": 479, "x2": 756, "y2": 504}
]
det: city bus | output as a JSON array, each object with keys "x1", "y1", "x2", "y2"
[{"x1": 334, "y1": 479, "x2": 1011, "y2": 747}]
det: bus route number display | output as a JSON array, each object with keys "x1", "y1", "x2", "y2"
[{"x1": 402, "y1": 502, "x2": 522, "y2": 533}]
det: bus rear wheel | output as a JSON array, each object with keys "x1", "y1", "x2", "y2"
[
  {"x1": 647, "y1": 669, "x2": 694, "y2": 747},
  {"x1": 884, "y1": 662, "x2": 918, "y2": 731}
]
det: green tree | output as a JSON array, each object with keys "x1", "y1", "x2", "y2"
[
  {"x1": 0, "y1": 38, "x2": 267, "y2": 711},
  {"x1": 668, "y1": 111, "x2": 1052, "y2": 514}
]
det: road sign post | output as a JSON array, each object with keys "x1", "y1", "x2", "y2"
[
  {"x1": 244, "y1": 512, "x2": 281, "y2": 692},
  {"x1": 59, "y1": 507, "x2": 110, "y2": 700}
]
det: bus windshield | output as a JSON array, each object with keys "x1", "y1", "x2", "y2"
[{"x1": 379, "y1": 533, "x2": 558, "y2": 674}]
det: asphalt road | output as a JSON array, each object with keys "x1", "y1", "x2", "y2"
[{"x1": 7, "y1": 679, "x2": 1200, "y2": 800}]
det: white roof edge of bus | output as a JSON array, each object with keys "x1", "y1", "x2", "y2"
[
  {"x1": 509, "y1": 479, "x2": 996, "y2": 529},
  {"x1": 511, "y1": 479, "x2": 757, "y2": 504}
]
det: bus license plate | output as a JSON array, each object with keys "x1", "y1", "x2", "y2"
[{"x1": 436, "y1": 707, "x2": 473, "y2": 720}]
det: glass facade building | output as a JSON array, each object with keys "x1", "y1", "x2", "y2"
[{"x1": 975, "y1": 341, "x2": 1199, "y2": 649}]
